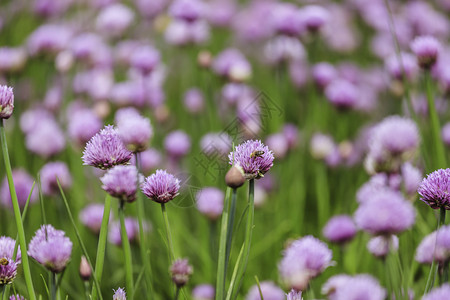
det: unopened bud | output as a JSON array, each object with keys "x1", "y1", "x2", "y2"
[
  {"x1": 197, "y1": 50, "x2": 212, "y2": 68},
  {"x1": 79, "y1": 256, "x2": 91, "y2": 281},
  {"x1": 170, "y1": 258, "x2": 193, "y2": 288},
  {"x1": 225, "y1": 165, "x2": 246, "y2": 189}
]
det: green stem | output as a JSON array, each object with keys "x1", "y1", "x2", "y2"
[
  {"x1": 225, "y1": 188, "x2": 238, "y2": 274},
  {"x1": 216, "y1": 187, "x2": 232, "y2": 300},
  {"x1": 119, "y1": 202, "x2": 134, "y2": 299},
  {"x1": 135, "y1": 154, "x2": 153, "y2": 296},
  {"x1": 50, "y1": 272, "x2": 56, "y2": 300},
  {"x1": 84, "y1": 282, "x2": 90, "y2": 300},
  {"x1": 315, "y1": 163, "x2": 329, "y2": 228},
  {"x1": 230, "y1": 179, "x2": 255, "y2": 300},
  {"x1": 161, "y1": 203, "x2": 175, "y2": 262},
  {"x1": 0, "y1": 120, "x2": 36, "y2": 300},
  {"x1": 425, "y1": 207, "x2": 446, "y2": 294},
  {"x1": 174, "y1": 287, "x2": 180, "y2": 300},
  {"x1": 91, "y1": 195, "x2": 112, "y2": 300},
  {"x1": 425, "y1": 71, "x2": 447, "y2": 169}
]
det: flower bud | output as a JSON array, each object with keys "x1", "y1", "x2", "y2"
[
  {"x1": 225, "y1": 165, "x2": 245, "y2": 189},
  {"x1": 170, "y1": 258, "x2": 193, "y2": 288},
  {"x1": 79, "y1": 256, "x2": 91, "y2": 281}
]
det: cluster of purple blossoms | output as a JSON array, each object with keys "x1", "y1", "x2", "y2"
[
  {"x1": 79, "y1": 203, "x2": 111, "y2": 234},
  {"x1": 68, "y1": 108, "x2": 102, "y2": 147},
  {"x1": 164, "y1": 130, "x2": 191, "y2": 160},
  {"x1": 28, "y1": 225, "x2": 73, "y2": 273},
  {"x1": 0, "y1": 169, "x2": 38, "y2": 209},
  {"x1": 113, "y1": 287, "x2": 127, "y2": 300},
  {"x1": 101, "y1": 165, "x2": 141, "y2": 203},
  {"x1": 184, "y1": 88, "x2": 204, "y2": 114},
  {"x1": 0, "y1": 85, "x2": 14, "y2": 119},
  {"x1": 82, "y1": 125, "x2": 132, "y2": 170},
  {"x1": 195, "y1": 187, "x2": 224, "y2": 220},
  {"x1": 0, "y1": 257, "x2": 17, "y2": 285},
  {"x1": 170, "y1": 258, "x2": 193, "y2": 287},
  {"x1": 192, "y1": 284, "x2": 215, "y2": 300},
  {"x1": 246, "y1": 281, "x2": 285, "y2": 300},
  {"x1": 229, "y1": 140, "x2": 274, "y2": 180},
  {"x1": 116, "y1": 109, "x2": 153, "y2": 153},
  {"x1": 25, "y1": 117, "x2": 66, "y2": 159},
  {"x1": 410, "y1": 35, "x2": 441, "y2": 69},
  {"x1": 423, "y1": 284, "x2": 450, "y2": 300},
  {"x1": 418, "y1": 168, "x2": 450, "y2": 210},
  {"x1": 108, "y1": 217, "x2": 149, "y2": 246},
  {"x1": 0, "y1": 236, "x2": 21, "y2": 263},
  {"x1": 286, "y1": 289, "x2": 303, "y2": 300},
  {"x1": 415, "y1": 225, "x2": 450, "y2": 264},
  {"x1": 9, "y1": 295, "x2": 26, "y2": 300},
  {"x1": 141, "y1": 170, "x2": 180, "y2": 204},
  {"x1": 324, "y1": 79, "x2": 359, "y2": 110},
  {"x1": 39, "y1": 161, "x2": 72, "y2": 196},
  {"x1": 279, "y1": 235, "x2": 332, "y2": 291},
  {"x1": 367, "y1": 235, "x2": 399, "y2": 259},
  {"x1": 366, "y1": 115, "x2": 419, "y2": 173},
  {"x1": 322, "y1": 274, "x2": 386, "y2": 300},
  {"x1": 354, "y1": 189, "x2": 415, "y2": 236},
  {"x1": 323, "y1": 215, "x2": 357, "y2": 244}
]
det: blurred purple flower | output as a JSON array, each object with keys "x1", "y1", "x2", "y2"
[
  {"x1": 299, "y1": 5, "x2": 329, "y2": 32},
  {"x1": 170, "y1": 258, "x2": 193, "y2": 287},
  {"x1": 108, "y1": 218, "x2": 142, "y2": 246},
  {"x1": 323, "y1": 215, "x2": 357, "y2": 244},
  {"x1": 1, "y1": 169, "x2": 37, "y2": 209},
  {"x1": 265, "y1": 133, "x2": 289, "y2": 159},
  {"x1": 385, "y1": 52, "x2": 418, "y2": 80},
  {"x1": 422, "y1": 283, "x2": 450, "y2": 300},
  {"x1": 192, "y1": 284, "x2": 214, "y2": 300},
  {"x1": 196, "y1": 187, "x2": 224, "y2": 220},
  {"x1": 82, "y1": 125, "x2": 132, "y2": 170},
  {"x1": 113, "y1": 287, "x2": 127, "y2": 300},
  {"x1": 117, "y1": 114, "x2": 153, "y2": 153},
  {"x1": 333, "y1": 274, "x2": 386, "y2": 300},
  {"x1": 130, "y1": 45, "x2": 160, "y2": 75},
  {"x1": 325, "y1": 79, "x2": 358, "y2": 109},
  {"x1": 367, "y1": 235, "x2": 398, "y2": 258},
  {"x1": 164, "y1": 130, "x2": 191, "y2": 159},
  {"x1": 312, "y1": 62, "x2": 337, "y2": 89},
  {"x1": 0, "y1": 236, "x2": 21, "y2": 263},
  {"x1": 279, "y1": 235, "x2": 332, "y2": 290},
  {"x1": 39, "y1": 162, "x2": 72, "y2": 196},
  {"x1": 411, "y1": 35, "x2": 441, "y2": 69},
  {"x1": 27, "y1": 24, "x2": 72, "y2": 56},
  {"x1": 28, "y1": 225, "x2": 73, "y2": 273},
  {"x1": 79, "y1": 203, "x2": 111, "y2": 234},
  {"x1": 25, "y1": 118, "x2": 65, "y2": 159},
  {"x1": 169, "y1": 0, "x2": 205, "y2": 22},
  {"x1": 68, "y1": 109, "x2": 103, "y2": 147},
  {"x1": 101, "y1": 165, "x2": 141, "y2": 203},
  {"x1": 286, "y1": 289, "x2": 303, "y2": 300},
  {"x1": 9, "y1": 295, "x2": 25, "y2": 300},
  {"x1": 184, "y1": 88, "x2": 204, "y2": 114},
  {"x1": 96, "y1": 4, "x2": 134, "y2": 37},
  {"x1": 0, "y1": 47, "x2": 27, "y2": 73},
  {"x1": 246, "y1": 281, "x2": 285, "y2": 300}
]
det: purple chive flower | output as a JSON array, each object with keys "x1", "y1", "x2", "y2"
[
  {"x1": 354, "y1": 190, "x2": 415, "y2": 235},
  {"x1": 184, "y1": 88, "x2": 205, "y2": 114},
  {"x1": 192, "y1": 284, "x2": 215, "y2": 300},
  {"x1": 322, "y1": 274, "x2": 352, "y2": 299},
  {"x1": 0, "y1": 258, "x2": 17, "y2": 285},
  {"x1": 96, "y1": 4, "x2": 135, "y2": 37},
  {"x1": 141, "y1": 170, "x2": 180, "y2": 204},
  {"x1": 164, "y1": 19, "x2": 210, "y2": 47},
  {"x1": 0, "y1": 169, "x2": 38, "y2": 209},
  {"x1": 130, "y1": 45, "x2": 160, "y2": 75},
  {"x1": 263, "y1": 36, "x2": 306, "y2": 65},
  {"x1": 108, "y1": 218, "x2": 144, "y2": 246},
  {"x1": 39, "y1": 162, "x2": 72, "y2": 196},
  {"x1": 270, "y1": 3, "x2": 302, "y2": 36},
  {"x1": 117, "y1": 114, "x2": 153, "y2": 153},
  {"x1": 423, "y1": 284, "x2": 450, "y2": 300},
  {"x1": 323, "y1": 215, "x2": 357, "y2": 244},
  {"x1": 410, "y1": 35, "x2": 441, "y2": 69},
  {"x1": 283, "y1": 124, "x2": 299, "y2": 150},
  {"x1": 164, "y1": 130, "x2": 191, "y2": 159},
  {"x1": 0, "y1": 236, "x2": 21, "y2": 263},
  {"x1": 442, "y1": 122, "x2": 450, "y2": 146},
  {"x1": 68, "y1": 109, "x2": 103, "y2": 147},
  {"x1": 9, "y1": 295, "x2": 26, "y2": 300},
  {"x1": 279, "y1": 235, "x2": 332, "y2": 291},
  {"x1": 356, "y1": 174, "x2": 391, "y2": 204},
  {"x1": 324, "y1": 79, "x2": 359, "y2": 109},
  {"x1": 200, "y1": 133, "x2": 232, "y2": 156},
  {"x1": 0, "y1": 47, "x2": 27, "y2": 73},
  {"x1": 286, "y1": 289, "x2": 303, "y2": 300},
  {"x1": 169, "y1": 0, "x2": 205, "y2": 22},
  {"x1": 385, "y1": 52, "x2": 418, "y2": 80},
  {"x1": 79, "y1": 204, "x2": 111, "y2": 234},
  {"x1": 170, "y1": 258, "x2": 193, "y2": 287},
  {"x1": 195, "y1": 187, "x2": 224, "y2": 220},
  {"x1": 415, "y1": 229, "x2": 449, "y2": 264},
  {"x1": 299, "y1": 5, "x2": 329, "y2": 32},
  {"x1": 0, "y1": 85, "x2": 14, "y2": 119},
  {"x1": 265, "y1": 133, "x2": 289, "y2": 159},
  {"x1": 246, "y1": 281, "x2": 285, "y2": 300},
  {"x1": 367, "y1": 235, "x2": 399, "y2": 258},
  {"x1": 228, "y1": 140, "x2": 274, "y2": 180},
  {"x1": 101, "y1": 165, "x2": 140, "y2": 203},
  {"x1": 28, "y1": 225, "x2": 73, "y2": 273},
  {"x1": 401, "y1": 162, "x2": 422, "y2": 197},
  {"x1": 113, "y1": 287, "x2": 127, "y2": 300},
  {"x1": 27, "y1": 24, "x2": 72, "y2": 56},
  {"x1": 82, "y1": 125, "x2": 132, "y2": 170},
  {"x1": 25, "y1": 118, "x2": 65, "y2": 159},
  {"x1": 333, "y1": 274, "x2": 386, "y2": 300},
  {"x1": 310, "y1": 133, "x2": 335, "y2": 160},
  {"x1": 312, "y1": 63, "x2": 337, "y2": 89},
  {"x1": 418, "y1": 169, "x2": 450, "y2": 210},
  {"x1": 131, "y1": 148, "x2": 162, "y2": 175}
]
